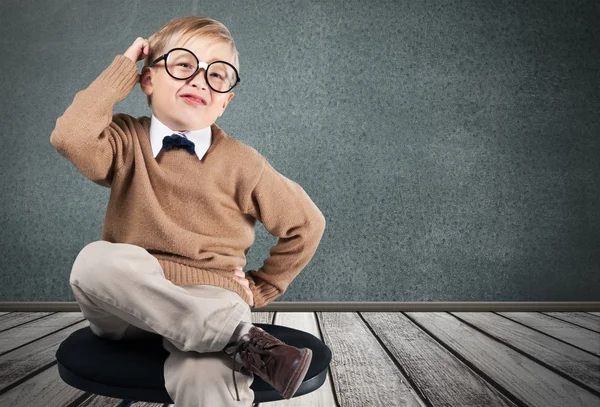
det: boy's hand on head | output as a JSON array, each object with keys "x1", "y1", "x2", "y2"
[
  {"x1": 233, "y1": 266, "x2": 254, "y2": 306},
  {"x1": 123, "y1": 37, "x2": 151, "y2": 80}
]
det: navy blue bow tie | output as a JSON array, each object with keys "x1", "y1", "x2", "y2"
[{"x1": 162, "y1": 133, "x2": 196, "y2": 155}]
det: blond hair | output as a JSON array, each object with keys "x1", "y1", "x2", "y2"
[{"x1": 143, "y1": 16, "x2": 240, "y2": 108}]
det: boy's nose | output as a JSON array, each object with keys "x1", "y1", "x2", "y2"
[{"x1": 188, "y1": 69, "x2": 209, "y2": 88}]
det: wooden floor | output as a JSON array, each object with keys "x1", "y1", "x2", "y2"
[{"x1": 0, "y1": 311, "x2": 598, "y2": 406}]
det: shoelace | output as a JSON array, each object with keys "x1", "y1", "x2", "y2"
[{"x1": 227, "y1": 331, "x2": 274, "y2": 401}]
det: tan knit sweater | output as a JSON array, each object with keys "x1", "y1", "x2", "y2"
[{"x1": 50, "y1": 54, "x2": 326, "y2": 308}]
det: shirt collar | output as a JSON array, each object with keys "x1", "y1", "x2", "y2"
[{"x1": 149, "y1": 114, "x2": 212, "y2": 160}]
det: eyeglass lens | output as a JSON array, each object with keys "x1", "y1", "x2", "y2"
[{"x1": 166, "y1": 49, "x2": 237, "y2": 92}]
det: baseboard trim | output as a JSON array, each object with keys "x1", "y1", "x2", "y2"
[{"x1": 0, "y1": 301, "x2": 599, "y2": 312}]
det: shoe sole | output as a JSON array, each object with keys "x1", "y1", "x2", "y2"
[{"x1": 281, "y1": 348, "x2": 313, "y2": 399}]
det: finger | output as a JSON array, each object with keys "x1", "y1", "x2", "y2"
[{"x1": 234, "y1": 275, "x2": 248, "y2": 287}]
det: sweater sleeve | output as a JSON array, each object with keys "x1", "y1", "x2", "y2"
[
  {"x1": 49, "y1": 55, "x2": 139, "y2": 187},
  {"x1": 243, "y1": 158, "x2": 326, "y2": 307}
]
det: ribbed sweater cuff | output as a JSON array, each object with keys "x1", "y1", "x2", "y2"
[
  {"x1": 246, "y1": 272, "x2": 282, "y2": 308},
  {"x1": 94, "y1": 55, "x2": 139, "y2": 101},
  {"x1": 157, "y1": 259, "x2": 253, "y2": 306}
]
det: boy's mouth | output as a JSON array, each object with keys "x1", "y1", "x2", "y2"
[{"x1": 180, "y1": 94, "x2": 207, "y2": 106}]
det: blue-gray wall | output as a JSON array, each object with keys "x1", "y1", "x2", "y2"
[{"x1": 0, "y1": 0, "x2": 598, "y2": 302}]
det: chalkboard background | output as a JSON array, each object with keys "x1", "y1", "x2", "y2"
[{"x1": 0, "y1": 0, "x2": 598, "y2": 302}]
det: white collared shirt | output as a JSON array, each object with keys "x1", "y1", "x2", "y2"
[{"x1": 149, "y1": 114, "x2": 211, "y2": 160}]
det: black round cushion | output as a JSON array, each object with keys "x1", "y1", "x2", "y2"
[{"x1": 56, "y1": 323, "x2": 331, "y2": 403}]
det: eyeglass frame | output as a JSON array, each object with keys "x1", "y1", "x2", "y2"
[{"x1": 148, "y1": 47, "x2": 241, "y2": 93}]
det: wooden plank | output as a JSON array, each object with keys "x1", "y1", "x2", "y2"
[
  {"x1": 0, "y1": 312, "x2": 83, "y2": 355},
  {"x1": 0, "y1": 314, "x2": 163, "y2": 406},
  {"x1": 362, "y1": 312, "x2": 518, "y2": 407},
  {"x1": 0, "y1": 363, "x2": 88, "y2": 406},
  {"x1": 0, "y1": 312, "x2": 54, "y2": 331},
  {"x1": 408, "y1": 312, "x2": 600, "y2": 407},
  {"x1": 261, "y1": 312, "x2": 336, "y2": 407},
  {"x1": 318, "y1": 312, "x2": 425, "y2": 407},
  {"x1": 542, "y1": 312, "x2": 600, "y2": 333},
  {"x1": 0, "y1": 361, "x2": 164, "y2": 406},
  {"x1": 0, "y1": 318, "x2": 89, "y2": 394},
  {"x1": 499, "y1": 312, "x2": 600, "y2": 355},
  {"x1": 451, "y1": 312, "x2": 600, "y2": 393},
  {"x1": 252, "y1": 311, "x2": 275, "y2": 325},
  {"x1": 87, "y1": 396, "x2": 164, "y2": 406}
]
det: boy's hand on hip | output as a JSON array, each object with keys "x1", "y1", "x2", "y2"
[{"x1": 233, "y1": 266, "x2": 254, "y2": 306}]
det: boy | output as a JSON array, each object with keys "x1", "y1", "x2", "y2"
[{"x1": 50, "y1": 15, "x2": 326, "y2": 406}]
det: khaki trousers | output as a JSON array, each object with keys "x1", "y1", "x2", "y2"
[{"x1": 69, "y1": 240, "x2": 255, "y2": 406}]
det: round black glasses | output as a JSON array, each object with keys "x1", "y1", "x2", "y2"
[{"x1": 149, "y1": 47, "x2": 240, "y2": 93}]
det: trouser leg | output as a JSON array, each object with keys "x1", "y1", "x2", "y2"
[
  {"x1": 69, "y1": 240, "x2": 250, "y2": 353},
  {"x1": 162, "y1": 300, "x2": 255, "y2": 406}
]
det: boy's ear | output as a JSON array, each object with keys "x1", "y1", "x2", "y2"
[
  {"x1": 219, "y1": 92, "x2": 234, "y2": 117},
  {"x1": 223, "y1": 92, "x2": 234, "y2": 108},
  {"x1": 139, "y1": 66, "x2": 154, "y2": 96}
]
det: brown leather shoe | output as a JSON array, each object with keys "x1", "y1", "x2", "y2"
[{"x1": 223, "y1": 326, "x2": 312, "y2": 401}]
